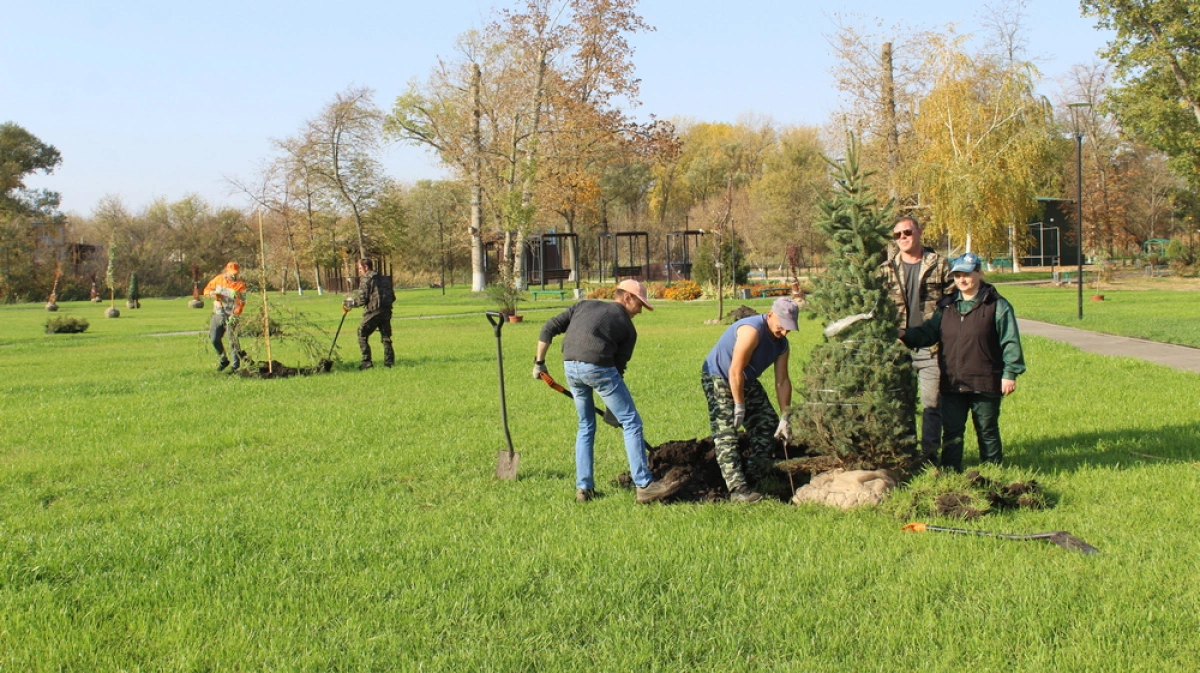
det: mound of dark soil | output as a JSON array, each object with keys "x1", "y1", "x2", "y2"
[
  {"x1": 237, "y1": 359, "x2": 332, "y2": 379},
  {"x1": 615, "y1": 433, "x2": 807, "y2": 503},
  {"x1": 725, "y1": 305, "x2": 758, "y2": 322}
]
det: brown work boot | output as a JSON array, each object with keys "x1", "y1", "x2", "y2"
[
  {"x1": 729, "y1": 485, "x2": 764, "y2": 503},
  {"x1": 576, "y1": 488, "x2": 595, "y2": 503},
  {"x1": 635, "y1": 477, "x2": 682, "y2": 504}
]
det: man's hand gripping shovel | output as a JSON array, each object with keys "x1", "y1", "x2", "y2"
[{"x1": 537, "y1": 372, "x2": 655, "y2": 454}]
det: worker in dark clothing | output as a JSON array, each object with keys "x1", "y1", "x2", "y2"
[
  {"x1": 533, "y1": 279, "x2": 681, "y2": 505},
  {"x1": 344, "y1": 259, "x2": 395, "y2": 369},
  {"x1": 900, "y1": 253, "x2": 1025, "y2": 471}
]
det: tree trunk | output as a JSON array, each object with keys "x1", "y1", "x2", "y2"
[
  {"x1": 302, "y1": 189, "x2": 324, "y2": 296},
  {"x1": 514, "y1": 50, "x2": 549, "y2": 292},
  {"x1": 470, "y1": 64, "x2": 486, "y2": 292},
  {"x1": 881, "y1": 42, "x2": 900, "y2": 199}
]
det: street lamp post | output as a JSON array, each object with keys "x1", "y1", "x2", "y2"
[{"x1": 1068, "y1": 102, "x2": 1091, "y2": 320}]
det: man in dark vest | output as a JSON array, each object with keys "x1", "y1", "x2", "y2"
[
  {"x1": 344, "y1": 259, "x2": 395, "y2": 369},
  {"x1": 899, "y1": 252, "x2": 1025, "y2": 471}
]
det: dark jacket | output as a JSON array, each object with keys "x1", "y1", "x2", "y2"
[
  {"x1": 354, "y1": 270, "x2": 395, "y2": 319},
  {"x1": 539, "y1": 300, "x2": 636, "y2": 374}
]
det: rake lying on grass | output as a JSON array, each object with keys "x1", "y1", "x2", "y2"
[{"x1": 902, "y1": 522, "x2": 1100, "y2": 555}]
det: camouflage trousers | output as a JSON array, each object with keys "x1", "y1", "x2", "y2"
[
  {"x1": 358, "y1": 312, "x2": 394, "y2": 366},
  {"x1": 701, "y1": 373, "x2": 778, "y2": 491}
]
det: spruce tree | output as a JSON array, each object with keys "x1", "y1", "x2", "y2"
[{"x1": 785, "y1": 138, "x2": 916, "y2": 472}]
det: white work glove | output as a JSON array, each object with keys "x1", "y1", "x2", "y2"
[
  {"x1": 532, "y1": 360, "x2": 548, "y2": 380},
  {"x1": 732, "y1": 403, "x2": 745, "y2": 429},
  {"x1": 774, "y1": 417, "x2": 791, "y2": 442}
]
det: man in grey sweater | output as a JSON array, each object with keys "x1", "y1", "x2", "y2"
[{"x1": 533, "y1": 280, "x2": 681, "y2": 504}]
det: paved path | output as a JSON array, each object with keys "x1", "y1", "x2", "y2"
[{"x1": 1019, "y1": 319, "x2": 1200, "y2": 374}]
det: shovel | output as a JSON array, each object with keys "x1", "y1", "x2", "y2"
[
  {"x1": 487, "y1": 311, "x2": 520, "y2": 479},
  {"x1": 902, "y1": 522, "x2": 1100, "y2": 555},
  {"x1": 321, "y1": 305, "x2": 351, "y2": 372},
  {"x1": 538, "y1": 371, "x2": 655, "y2": 454}
]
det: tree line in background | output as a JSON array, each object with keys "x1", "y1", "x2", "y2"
[{"x1": 5, "y1": 0, "x2": 1200, "y2": 303}]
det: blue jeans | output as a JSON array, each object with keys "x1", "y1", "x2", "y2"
[{"x1": 564, "y1": 360, "x2": 652, "y2": 490}]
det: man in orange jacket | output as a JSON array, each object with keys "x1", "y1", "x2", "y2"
[{"x1": 203, "y1": 262, "x2": 247, "y2": 372}]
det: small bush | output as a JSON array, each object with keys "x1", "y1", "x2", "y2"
[
  {"x1": 1166, "y1": 240, "x2": 1195, "y2": 266},
  {"x1": 484, "y1": 283, "x2": 524, "y2": 315},
  {"x1": 663, "y1": 281, "x2": 702, "y2": 301},
  {"x1": 586, "y1": 285, "x2": 616, "y2": 300},
  {"x1": 692, "y1": 235, "x2": 751, "y2": 287},
  {"x1": 45, "y1": 316, "x2": 90, "y2": 334}
]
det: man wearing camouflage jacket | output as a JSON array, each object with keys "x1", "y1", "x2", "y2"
[
  {"x1": 878, "y1": 216, "x2": 954, "y2": 462},
  {"x1": 344, "y1": 259, "x2": 395, "y2": 369}
]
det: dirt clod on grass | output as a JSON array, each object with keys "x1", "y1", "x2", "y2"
[{"x1": 890, "y1": 468, "x2": 1050, "y2": 520}]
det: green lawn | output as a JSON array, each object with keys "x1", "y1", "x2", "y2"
[
  {"x1": 2, "y1": 290, "x2": 1198, "y2": 670},
  {"x1": 998, "y1": 282, "x2": 1200, "y2": 347}
]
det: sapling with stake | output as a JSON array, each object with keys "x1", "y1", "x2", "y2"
[
  {"x1": 46, "y1": 262, "x2": 62, "y2": 311},
  {"x1": 104, "y1": 238, "x2": 120, "y2": 318}
]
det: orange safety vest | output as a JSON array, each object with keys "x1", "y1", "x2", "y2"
[{"x1": 202, "y1": 273, "x2": 247, "y2": 315}]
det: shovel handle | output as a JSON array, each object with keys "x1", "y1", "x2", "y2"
[
  {"x1": 904, "y1": 522, "x2": 1062, "y2": 541},
  {"x1": 539, "y1": 371, "x2": 632, "y2": 435},
  {"x1": 486, "y1": 311, "x2": 504, "y2": 337},
  {"x1": 539, "y1": 371, "x2": 569, "y2": 396}
]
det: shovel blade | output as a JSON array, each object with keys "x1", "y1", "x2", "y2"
[
  {"x1": 496, "y1": 450, "x2": 520, "y2": 480},
  {"x1": 1049, "y1": 531, "x2": 1101, "y2": 555}
]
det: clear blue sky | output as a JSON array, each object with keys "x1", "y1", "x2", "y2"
[{"x1": 3, "y1": 0, "x2": 1111, "y2": 215}]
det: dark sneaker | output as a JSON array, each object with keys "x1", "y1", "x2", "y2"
[
  {"x1": 217, "y1": 358, "x2": 230, "y2": 372},
  {"x1": 359, "y1": 361, "x2": 374, "y2": 370},
  {"x1": 576, "y1": 488, "x2": 595, "y2": 503},
  {"x1": 384, "y1": 361, "x2": 393, "y2": 368},
  {"x1": 730, "y1": 485, "x2": 764, "y2": 503},
  {"x1": 636, "y1": 478, "x2": 682, "y2": 504}
]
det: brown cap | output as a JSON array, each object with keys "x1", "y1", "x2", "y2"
[
  {"x1": 616, "y1": 279, "x2": 654, "y2": 311},
  {"x1": 224, "y1": 261, "x2": 241, "y2": 275}
]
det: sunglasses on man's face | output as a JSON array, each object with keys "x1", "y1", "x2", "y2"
[{"x1": 892, "y1": 229, "x2": 915, "y2": 239}]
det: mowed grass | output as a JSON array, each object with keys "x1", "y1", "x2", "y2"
[
  {"x1": 2, "y1": 290, "x2": 1199, "y2": 670},
  {"x1": 999, "y1": 280, "x2": 1200, "y2": 347}
]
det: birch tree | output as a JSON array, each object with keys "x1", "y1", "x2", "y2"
[{"x1": 907, "y1": 37, "x2": 1058, "y2": 256}]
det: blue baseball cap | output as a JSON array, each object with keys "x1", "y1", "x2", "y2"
[{"x1": 950, "y1": 252, "x2": 981, "y2": 273}]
